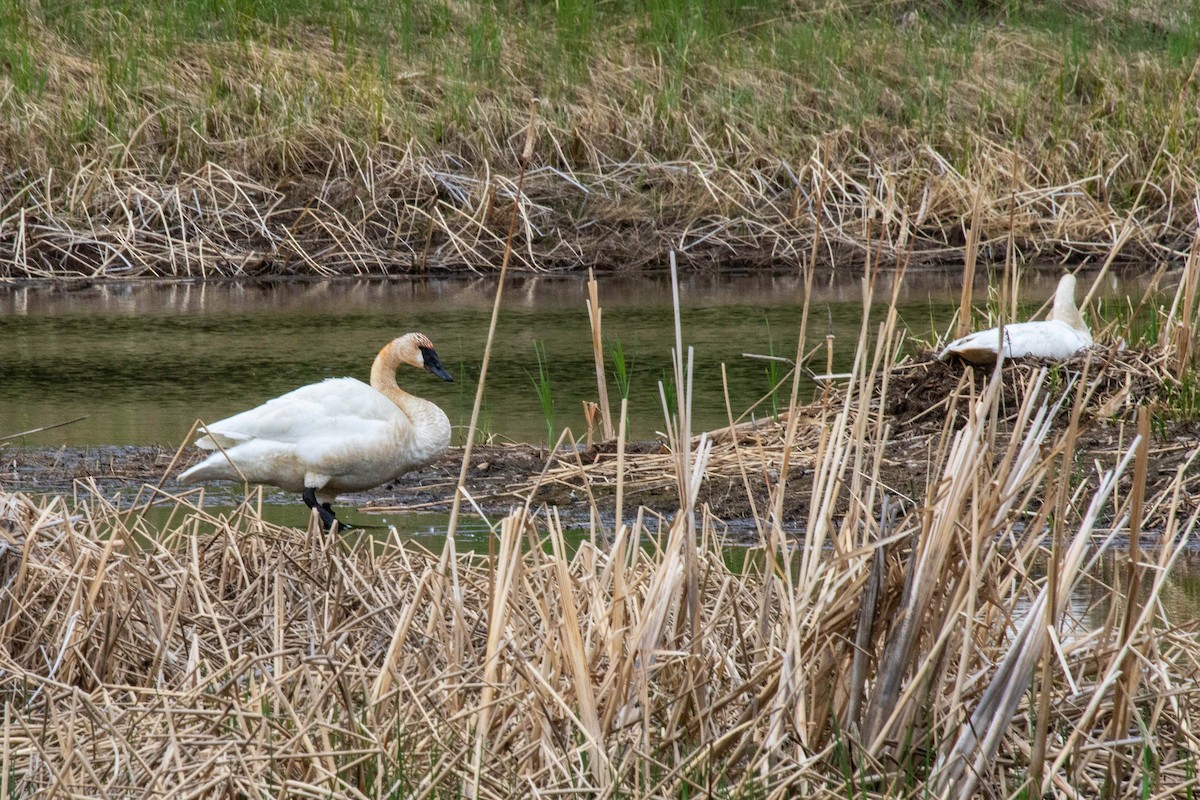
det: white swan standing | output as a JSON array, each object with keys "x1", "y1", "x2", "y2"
[
  {"x1": 178, "y1": 332, "x2": 453, "y2": 531},
  {"x1": 939, "y1": 274, "x2": 1092, "y2": 365}
]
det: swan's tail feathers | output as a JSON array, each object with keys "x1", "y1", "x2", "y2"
[
  {"x1": 193, "y1": 428, "x2": 251, "y2": 451},
  {"x1": 177, "y1": 458, "x2": 212, "y2": 484},
  {"x1": 938, "y1": 329, "x2": 1004, "y2": 366},
  {"x1": 177, "y1": 449, "x2": 244, "y2": 484}
]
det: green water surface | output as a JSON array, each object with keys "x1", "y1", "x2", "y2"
[{"x1": 1, "y1": 271, "x2": 980, "y2": 447}]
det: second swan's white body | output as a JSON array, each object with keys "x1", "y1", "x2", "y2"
[{"x1": 940, "y1": 274, "x2": 1092, "y2": 365}]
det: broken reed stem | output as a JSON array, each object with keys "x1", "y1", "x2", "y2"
[
  {"x1": 957, "y1": 187, "x2": 983, "y2": 339},
  {"x1": 447, "y1": 98, "x2": 539, "y2": 541},
  {"x1": 615, "y1": 396, "x2": 627, "y2": 535},
  {"x1": 1170, "y1": 228, "x2": 1200, "y2": 378},
  {"x1": 793, "y1": 142, "x2": 827, "y2": 378},
  {"x1": 847, "y1": 495, "x2": 891, "y2": 731},
  {"x1": 608, "y1": 396, "x2": 629, "y2": 667},
  {"x1": 1006, "y1": 151, "x2": 1020, "y2": 323},
  {"x1": 1030, "y1": 355, "x2": 1089, "y2": 796},
  {"x1": 1103, "y1": 405, "x2": 1151, "y2": 798},
  {"x1": 0, "y1": 416, "x2": 89, "y2": 442},
  {"x1": 666, "y1": 251, "x2": 702, "y2": 649},
  {"x1": 586, "y1": 268, "x2": 615, "y2": 440}
]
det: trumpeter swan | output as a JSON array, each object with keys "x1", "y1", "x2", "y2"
[
  {"x1": 939, "y1": 274, "x2": 1092, "y2": 365},
  {"x1": 178, "y1": 332, "x2": 453, "y2": 531}
]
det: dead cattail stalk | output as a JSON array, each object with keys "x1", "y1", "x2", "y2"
[
  {"x1": 956, "y1": 188, "x2": 983, "y2": 339},
  {"x1": 1103, "y1": 406, "x2": 1151, "y2": 798},
  {"x1": 1167, "y1": 226, "x2": 1200, "y2": 378},
  {"x1": 586, "y1": 269, "x2": 615, "y2": 440},
  {"x1": 447, "y1": 98, "x2": 540, "y2": 541},
  {"x1": 1030, "y1": 354, "x2": 1089, "y2": 795}
]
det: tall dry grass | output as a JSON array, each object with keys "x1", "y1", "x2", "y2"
[
  {"x1": 5, "y1": 130, "x2": 1196, "y2": 280},
  {"x1": 1, "y1": 265, "x2": 1199, "y2": 797}
]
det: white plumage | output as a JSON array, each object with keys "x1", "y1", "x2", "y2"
[
  {"x1": 939, "y1": 274, "x2": 1092, "y2": 365},
  {"x1": 178, "y1": 332, "x2": 453, "y2": 530}
]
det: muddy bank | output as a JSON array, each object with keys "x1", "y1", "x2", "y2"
[
  {"x1": 0, "y1": 442, "x2": 546, "y2": 515},
  {"x1": 0, "y1": 436, "x2": 807, "y2": 535},
  {"x1": 6, "y1": 351, "x2": 1200, "y2": 536}
]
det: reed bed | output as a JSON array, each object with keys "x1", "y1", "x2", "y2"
[
  {"x1": 0, "y1": 145, "x2": 1139, "y2": 279},
  {"x1": 474, "y1": 345, "x2": 1199, "y2": 533},
  {"x1": 3, "y1": 137, "x2": 1196, "y2": 281},
  {"x1": 2, "y1": 326, "x2": 1199, "y2": 797}
]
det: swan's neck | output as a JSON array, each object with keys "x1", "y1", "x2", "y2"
[
  {"x1": 370, "y1": 349, "x2": 450, "y2": 464},
  {"x1": 371, "y1": 351, "x2": 412, "y2": 408},
  {"x1": 1052, "y1": 280, "x2": 1088, "y2": 332}
]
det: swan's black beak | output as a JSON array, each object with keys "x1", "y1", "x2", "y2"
[{"x1": 420, "y1": 346, "x2": 454, "y2": 381}]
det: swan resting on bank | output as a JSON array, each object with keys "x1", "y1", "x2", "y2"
[
  {"x1": 939, "y1": 274, "x2": 1092, "y2": 365},
  {"x1": 178, "y1": 332, "x2": 453, "y2": 531}
]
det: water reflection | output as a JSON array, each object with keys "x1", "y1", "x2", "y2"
[
  {"x1": 0, "y1": 271, "x2": 974, "y2": 316},
  {"x1": 0, "y1": 270, "x2": 1164, "y2": 447}
]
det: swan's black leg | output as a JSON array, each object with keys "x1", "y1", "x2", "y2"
[
  {"x1": 302, "y1": 487, "x2": 340, "y2": 532},
  {"x1": 321, "y1": 502, "x2": 353, "y2": 530}
]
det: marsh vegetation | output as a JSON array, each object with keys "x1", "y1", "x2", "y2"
[
  {"x1": 3, "y1": 252, "x2": 1200, "y2": 797},
  {"x1": 4, "y1": 0, "x2": 1200, "y2": 796},
  {"x1": 3, "y1": 0, "x2": 1200, "y2": 278}
]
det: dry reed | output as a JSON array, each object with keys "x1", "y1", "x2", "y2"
[
  {"x1": 2, "y1": 273, "x2": 1200, "y2": 798},
  {"x1": 6, "y1": 139, "x2": 1194, "y2": 282}
]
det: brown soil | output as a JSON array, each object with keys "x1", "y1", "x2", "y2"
[{"x1": 0, "y1": 442, "x2": 541, "y2": 515}]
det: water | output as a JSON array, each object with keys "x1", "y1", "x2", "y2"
[{"x1": 0, "y1": 270, "x2": 1101, "y2": 447}]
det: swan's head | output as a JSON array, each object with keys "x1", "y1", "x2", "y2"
[
  {"x1": 1051, "y1": 274, "x2": 1088, "y2": 333},
  {"x1": 390, "y1": 333, "x2": 454, "y2": 382}
]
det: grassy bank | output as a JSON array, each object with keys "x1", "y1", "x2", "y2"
[{"x1": 1, "y1": 0, "x2": 1199, "y2": 279}]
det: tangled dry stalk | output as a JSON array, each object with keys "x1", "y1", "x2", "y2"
[{"x1": 3, "y1": 139, "x2": 1197, "y2": 281}]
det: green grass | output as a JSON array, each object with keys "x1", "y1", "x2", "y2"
[
  {"x1": 454, "y1": 358, "x2": 496, "y2": 445},
  {"x1": 4, "y1": 0, "x2": 1200, "y2": 277},
  {"x1": 608, "y1": 336, "x2": 632, "y2": 429},
  {"x1": 1156, "y1": 370, "x2": 1200, "y2": 433},
  {"x1": 4, "y1": 0, "x2": 1199, "y2": 172},
  {"x1": 529, "y1": 339, "x2": 555, "y2": 445}
]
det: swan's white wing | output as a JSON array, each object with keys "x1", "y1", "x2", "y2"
[
  {"x1": 196, "y1": 378, "x2": 404, "y2": 448},
  {"x1": 940, "y1": 320, "x2": 1092, "y2": 364},
  {"x1": 181, "y1": 378, "x2": 413, "y2": 491},
  {"x1": 1002, "y1": 320, "x2": 1092, "y2": 358},
  {"x1": 180, "y1": 372, "x2": 451, "y2": 504}
]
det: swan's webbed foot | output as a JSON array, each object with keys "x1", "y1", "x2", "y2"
[{"x1": 303, "y1": 487, "x2": 344, "y2": 533}]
